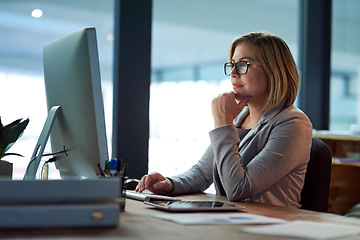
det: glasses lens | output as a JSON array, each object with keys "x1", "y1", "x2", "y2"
[
  {"x1": 224, "y1": 63, "x2": 233, "y2": 76},
  {"x1": 236, "y1": 61, "x2": 248, "y2": 75}
]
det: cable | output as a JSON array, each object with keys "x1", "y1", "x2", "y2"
[
  {"x1": 30, "y1": 148, "x2": 68, "y2": 163},
  {"x1": 24, "y1": 147, "x2": 68, "y2": 179},
  {"x1": 40, "y1": 157, "x2": 57, "y2": 179}
]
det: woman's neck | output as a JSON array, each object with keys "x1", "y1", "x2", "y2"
[{"x1": 241, "y1": 105, "x2": 265, "y2": 129}]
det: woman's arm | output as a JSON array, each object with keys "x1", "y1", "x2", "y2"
[
  {"x1": 210, "y1": 110, "x2": 312, "y2": 201},
  {"x1": 169, "y1": 145, "x2": 215, "y2": 195}
]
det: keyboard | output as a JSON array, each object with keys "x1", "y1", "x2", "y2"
[{"x1": 125, "y1": 190, "x2": 181, "y2": 202}]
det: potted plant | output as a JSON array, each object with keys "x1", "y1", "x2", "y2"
[{"x1": 0, "y1": 117, "x2": 29, "y2": 179}]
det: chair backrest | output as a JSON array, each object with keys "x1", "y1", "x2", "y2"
[{"x1": 300, "y1": 137, "x2": 332, "y2": 212}]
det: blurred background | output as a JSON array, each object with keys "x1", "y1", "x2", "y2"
[{"x1": 0, "y1": 0, "x2": 359, "y2": 179}]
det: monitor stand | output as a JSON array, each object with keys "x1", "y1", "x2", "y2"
[{"x1": 23, "y1": 106, "x2": 62, "y2": 180}]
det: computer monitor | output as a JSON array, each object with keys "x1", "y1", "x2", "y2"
[{"x1": 24, "y1": 27, "x2": 109, "y2": 180}]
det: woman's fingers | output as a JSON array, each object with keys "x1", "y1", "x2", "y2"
[{"x1": 135, "y1": 172, "x2": 167, "y2": 193}]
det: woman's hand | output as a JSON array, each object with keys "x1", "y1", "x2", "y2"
[
  {"x1": 211, "y1": 92, "x2": 250, "y2": 128},
  {"x1": 135, "y1": 172, "x2": 174, "y2": 195}
]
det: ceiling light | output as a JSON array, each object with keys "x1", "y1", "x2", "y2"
[
  {"x1": 31, "y1": 9, "x2": 43, "y2": 18},
  {"x1": 106, "y1": 34, "x2": 114, "y2": 41}
]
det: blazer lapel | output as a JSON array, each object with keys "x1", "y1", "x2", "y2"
[{"x1": 236, "y1": 105, "x2": 285, "y2": 150}]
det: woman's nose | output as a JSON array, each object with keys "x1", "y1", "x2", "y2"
[{"x1": 230, "y1": 67, "x2": 239, "y2": 77}]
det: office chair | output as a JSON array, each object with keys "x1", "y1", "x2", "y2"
[{"x1": 300, "y1": 137, "x2": 332, "y2": 212}]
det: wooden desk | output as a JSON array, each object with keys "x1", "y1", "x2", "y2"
[
  {"x1": 313, "y1": 132, "x2": 360, "y2": 158},
  {"x1": 329, "y1": 159, "x2": 360, "y2": 215},
  {"x1": 1, "y1": 193, "x2": 360, "y2": 239}
]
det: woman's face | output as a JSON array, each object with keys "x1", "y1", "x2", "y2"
[{"x1": 231, "y1": 43, "x2": 268, "y2": 108}]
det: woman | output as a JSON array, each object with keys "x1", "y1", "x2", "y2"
[{"x1": 136, "y1": 32, "x2": 313, "y2": 208}]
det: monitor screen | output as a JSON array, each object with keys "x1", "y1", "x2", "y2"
[{"x1": 25, "y1": 28, "x2": 109, "y2": 179}]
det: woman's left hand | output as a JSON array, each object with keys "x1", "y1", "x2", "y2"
[{"x1": 211, "y1": 92, "x2": 250, "y2": 128}]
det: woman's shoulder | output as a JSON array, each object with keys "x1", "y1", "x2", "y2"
[
  {"x1": 279, "y1": 105, "x2": 309, "y2": 118},
  {"x1": 273, "y1": 105, "x2": 312, "y2": 128}
]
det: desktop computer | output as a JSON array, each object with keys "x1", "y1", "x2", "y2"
[
  {"x1": 24, "y1": 27, "x2": 108, "y2": 180},
  {"x1": 0, "y1": 28, "x2": 122, "y2": 228}
]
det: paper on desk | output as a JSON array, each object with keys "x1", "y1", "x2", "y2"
[
  {"x1": 153, "y1": 213, "x2": 286, "y2": 225},
  {"x1": 239, "y1": 220, "x2": 360, "y2": 240}
]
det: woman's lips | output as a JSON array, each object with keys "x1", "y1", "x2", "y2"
[{"x1": 232, "y1": 83, "x2": 242, "y2": 90}]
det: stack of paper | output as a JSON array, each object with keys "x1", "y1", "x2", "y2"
[
  {"x1": 239, "y1": 220, "x2": 360, "y2": 240},
  {"x1": 153, "y1": 213, "x2": 286, "y2": 225},
  {"x1": 154, "y1": 212, "x2": 360, "y2": 239}
]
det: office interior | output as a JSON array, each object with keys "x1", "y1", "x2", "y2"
[{"x1": 0, "y1": 0, "x2": 359, "y2": 215}]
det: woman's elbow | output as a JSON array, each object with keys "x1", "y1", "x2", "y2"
[{"x1": 226, "y1": 187, "x2": 249, "y2": 202}]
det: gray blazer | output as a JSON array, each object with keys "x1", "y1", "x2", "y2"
[{"x1": 170, "y1": 105, "x2": 313, "y2": 208}]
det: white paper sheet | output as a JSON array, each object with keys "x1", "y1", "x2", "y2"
[
  {"x1": 239, "y1": 220, "x2": 360, "y2": 240},
  {"x1": 153, "y1": 213, "x2": 286, "y2": 225}
]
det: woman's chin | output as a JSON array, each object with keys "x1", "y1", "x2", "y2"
[{"x1": 234, "y1": 92, "x2": 246, "y2": 101}]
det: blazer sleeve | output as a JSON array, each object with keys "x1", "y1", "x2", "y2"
[{"x1": 169, "y1": 145, "x2": 214, "y2": 195}]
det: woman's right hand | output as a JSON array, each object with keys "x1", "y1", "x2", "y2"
[
  {"x1": 211, "y1": 92, "x2": 250, "y2": 128},
  {"x1": 135, "y1": 172, "x2": 174, "y2": 195}
]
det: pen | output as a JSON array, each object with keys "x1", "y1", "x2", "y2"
[
  {"x1": 105, "y1": 160, "x2": 111, "y2": 176},
  {"x1": 97, "y1": 163, "x2": 105, "y2": 177},
  {"x1": 110, "y1": 158, "x2": 118, "y2": 177}
]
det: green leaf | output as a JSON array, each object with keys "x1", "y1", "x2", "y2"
[{"x1": 0, "y1": 118, "x2": 29, "y2": 158}]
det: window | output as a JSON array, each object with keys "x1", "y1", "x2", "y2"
[
  {"x1": 0, "y1": 0, "x2": 114, "y2": 179},
  {"x1": 150, "y1": 0, "x2": 300, "y2": 178},
  {"x1": 330, "y1": 0, "x2": 360, "y2": 131}
]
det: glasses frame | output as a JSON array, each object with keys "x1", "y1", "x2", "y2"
[{"x1": 223, "y1": 61, "x2": 261, "y2": 76}]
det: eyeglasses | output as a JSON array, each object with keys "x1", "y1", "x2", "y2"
[{"x1": 223, "y1": 61, "x2": 261, "y2": 76}]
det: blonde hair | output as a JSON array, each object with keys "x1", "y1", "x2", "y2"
[{"x1": 229, "y1": 32, "x2": 299, "y2": 111}]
